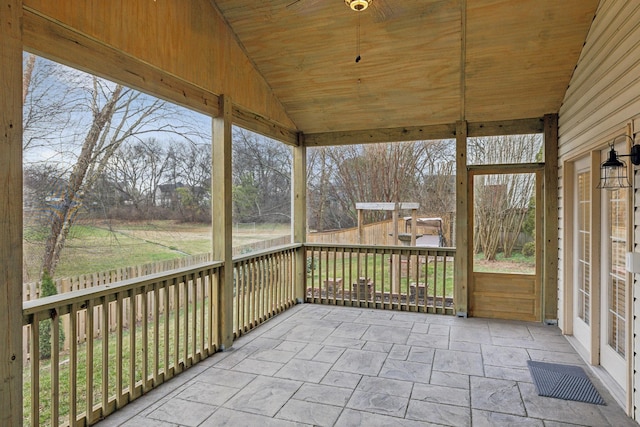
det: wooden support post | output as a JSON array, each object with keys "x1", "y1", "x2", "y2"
[
  {"x1": 212, "y1": 95, "x2": 234, "y2": 349},
  {"x1": 392, "y1": 203, "x2": 399, "y2": 245},
  {"x1": 391, "y1": 204, "x2": 400, "y2": 294},
  {"x1": 454, "y1": 120, "x2": 468, "y2": 317},
  {"x1": 410, "y1": 209, "x2": 417, "y2": 246},
  {"x1": 292, "y1": 135, "x2": 306, "y2": 302},
  {"x1": 0, "y1": 0, "x2": 24, "y2": 425},
  {"x1": 543, "y1": 113, "x2": 559, "y2": 323}
]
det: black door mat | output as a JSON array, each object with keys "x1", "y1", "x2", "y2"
[{"x1": 527, "y1": 360, "x2": 605, "y2": 405}]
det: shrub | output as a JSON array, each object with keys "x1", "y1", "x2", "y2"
[
  {"x1": 521, "y1": 241, "x2": 535, "y2": 257},
  {"x1": 38, "y1": 272, "x2": 65, "y2": 359}
]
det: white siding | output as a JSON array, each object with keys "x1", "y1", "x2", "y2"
[{"x1": 558, "y1": 0, "x2": 640, "y2": 417}]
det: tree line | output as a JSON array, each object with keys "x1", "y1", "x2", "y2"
[{"x1": 23, "y1": 54, "x2": 541, "y2": 279}]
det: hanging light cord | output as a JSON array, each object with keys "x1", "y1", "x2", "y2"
[{"x1": 355, "y1": 13, "x2": 361, "y2": 62}]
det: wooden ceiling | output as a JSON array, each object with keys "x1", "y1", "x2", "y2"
[{"x1": 213, "y1": 0, "x2": 598, "y2": 134}]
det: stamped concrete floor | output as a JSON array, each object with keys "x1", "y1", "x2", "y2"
[{"x1": 96, "y1": 303, "x2": 637, "y2": 426}]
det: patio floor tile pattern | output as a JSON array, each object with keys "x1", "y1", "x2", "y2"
[{"x1": 95, "y1": 304, "x2": 637, "y2": 426}]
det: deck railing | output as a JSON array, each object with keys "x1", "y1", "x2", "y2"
[
  {"x1": 22, "y1": 262, "x2": 222, "y2": 426},
  {"x1": 304, "y1": 244, "x2": 455, "y2": 314},
  {"x1": 231, "y1": 244, "x2": 299, "y2": 337},
  {"x1": 22, "y1": 243, "x2": 454, "y2": 425}
]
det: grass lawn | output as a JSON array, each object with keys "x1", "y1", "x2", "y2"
[
  {"x1": 24, "y1": 302, "x2": 209, "y2": 426},
  {"x1": 23, "y1": 220, "x2": 290, "y2": 281},
  {"x1": 473, "y1": 251, "x2": 535, "y2": 274},
  {"x1": 307, "y1": 252, "x2": 455, "y2": 297}
]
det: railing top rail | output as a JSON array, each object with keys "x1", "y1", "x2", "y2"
[
  {"x1": 232, "y1": 243, "x2": 302, "y2": 263},
  {"x1": 23, "y1": 261, "x2": 223, "y2": 319},
  {"x1": 303, "y1": 243, "x2": 456, "y2": 252}
]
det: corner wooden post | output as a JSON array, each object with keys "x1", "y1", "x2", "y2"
[
  {"x1": 543, "y1": 113, "x2": 559, "y2": 323},
  {"x1": 0, "y1": 0, "x2": 24, "y2": 424},
  {"x1": 292, "y1": 134, "x2": 306, "y2": 302},
  {"x1": 212, "y1": 95, "x2": 234, "y2": 349},
  {"x1": 454, "y1": 120, "x2": 468, "y2": 317}
]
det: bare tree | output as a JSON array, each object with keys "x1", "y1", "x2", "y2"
[
  {"x1": 23, "y1": 56, "x2": 206, "y2": 277},
  {"x1": 169, "y1": 141, "x2": 212, "y2": 222},
  {"x1": 232, "y1": 128, "x2": 291, "y2": 223},
  {"x1": 105, "y1": 138, "x2": 173, "y2": 213},
  {"x1": 471, "y1": 134, "x2": 541, "y2": 260}
]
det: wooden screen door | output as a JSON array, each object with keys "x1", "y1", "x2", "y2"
[{"x1": 468, "y1": 166, "x2": 543, "y2": 321}]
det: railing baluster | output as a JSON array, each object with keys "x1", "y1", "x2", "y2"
[
  {"x1": 86, "y1": 299, "x2": 95, "y2": 423},
  {"x1": 208, "y1": 269, "x2": 216, "y2": 352},
  {"x1": 129, "y1": 289, "x2": 137, "y2": 400},
  {"x1": 199, "y1": 270, "x2": 205, "y2": 359},
  {"x1": 183, "y1": 275, "x2": 189, "y2": 368},
  {"x1": 102, "y1": 295, "x2": 110, "y2": 416},
  {"x1": 153, "y1": 284, "x2": 160, "y2": 386},
  {"x1": 243, "y1": 261, "x2": 250, "y2": 332},
  {"x1": 52, "y1": 308, "x2": 60, "y2": 427},
  {"x1": 259, "y1": 257, "x2": 264, "y2": 321},
  {"x1": 190, "y1": 274, "x2": 197, "y2": 364},
  {"x1": 370, "y1": 248, "x2": 375, "y2": 308},
  {"x1": 141, "y1": 285, "x2": 149, "y2": 392},
  {"x1": 173, "y1": 277, "x2": 180, "y2": 372},
  {"x1": 116, "y1": 292, "x2": 124, "y2": 408},
  {"x1": 30, "y1": 312, "x2": 40, "y2": 427},
  {"x1": 69, "y1": 303, "x2": 78, "y2": 425},
  {"x1": 163, "y1": 281, "x2": 170, "y2": 379}
]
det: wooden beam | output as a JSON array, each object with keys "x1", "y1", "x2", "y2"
[
  {"x1": 0, "y1": 0, "x2": 24, "y2": 424},
  {"x1": 304, "y1": 124, "x2": 457, "y2": 146},
  {"x1": 303, "y1": 118, "x2": 545, "y2": 146},
  {"x1": 543, "y1": 113, "x2": 559, "y2": 322},
  {"x1": 292, "y1": 140, "x2": 306, "y2": 301},
  {"x1": 454, "y1": 120, "x2": 469, "y2": 316},
  {"x1": 212, "y1": 95, "x2": 234, "y2": 349},
  {"x1": 467, "y1": 118, "x2": 545, "y2": 137},
  {"x1": 23, "y1": 9, "x2": 221, "y2": 118},
  {"x1": 23, "y1": 10, "x2": 301, "y2": 145},
  {"x1": 232, "y1": 105, "x2": 299, "y2": 146}
]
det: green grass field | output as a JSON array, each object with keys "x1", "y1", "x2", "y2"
[
  {"x1": 24, "y1": 303, "x2": 210, "y2": 426},
  {"x1": 307, "y1": 253, "x2": 455, "y2": 297},
  {"x1": 23, "y1": 220, "x2": 290, "y2": 282}
]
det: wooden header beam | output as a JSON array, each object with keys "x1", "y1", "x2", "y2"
[{"x1": 303, "y1": 118, "x2": 545, "y2": 146}]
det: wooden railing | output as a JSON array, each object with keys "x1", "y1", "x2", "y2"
[
  {"x1": 231, "y1": 244, "x2": 300, "y2": 337},
  {"x1": 304, "y1": 244, "x2": 455, "y2": 314},
  {"x1": 21, "y1": 243, "x2": 302, "y2": 426},
  {"x1": 22, "y1": 262, "x2": 222, "y2": 426},
  {"x1": 21, "y1": 243, "x2": 454, "y2": 425}
]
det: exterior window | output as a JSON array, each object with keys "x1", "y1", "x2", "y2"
[
  {"x1": 577, "y1": 171, "x2": 590, "y2": 324},
  {"x1": 608, "y1": 187, "x2": 627, "y2": 356}
]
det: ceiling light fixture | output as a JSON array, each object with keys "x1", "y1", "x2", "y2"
[
  {"x1": 345, "y1": 0, "x2": 371, "y2": 12},
  {"x1": 597, "y1": 134, "x2": 640, "y2": 190},
  {"x1": 345, "y1": 0, "x2": 371, "y2": 62}
]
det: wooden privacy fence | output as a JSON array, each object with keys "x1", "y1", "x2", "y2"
[
  {"x1": 305, "y1": 243, "x2": 456, "y2": 314},
  {"x1": 23, "y1": 254, "x2": 213, "y2": 301},
  {"x1": 307, "y1": 214, "x2": 454, "y2": 247},
  {"x1": 23, "y1": 236, "x2": 291, "y2": 301}
]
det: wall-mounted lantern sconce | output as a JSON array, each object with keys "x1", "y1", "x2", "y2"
[{"x1": 597, "y1": 135, "x2": 640, "y2": 190}]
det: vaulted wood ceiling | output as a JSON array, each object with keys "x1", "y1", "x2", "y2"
[{"x1": 213, "y1": 0, "x2": 598, "y2": 134}]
